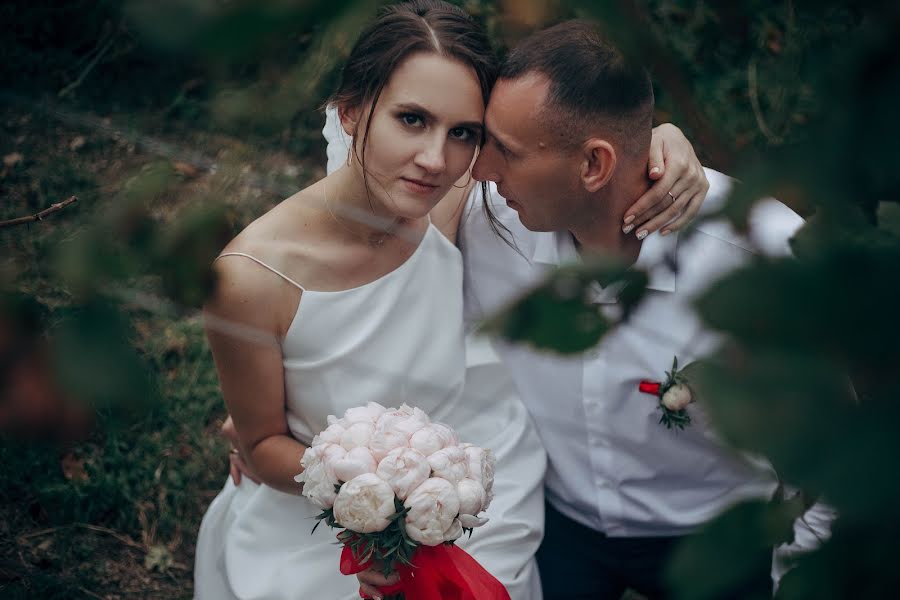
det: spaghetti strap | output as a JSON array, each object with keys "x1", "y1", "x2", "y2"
[{"x1": 216, "y1": 252, "x2": 306, "y2": 292}]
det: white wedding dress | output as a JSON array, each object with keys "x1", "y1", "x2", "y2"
[{"x1": 193, "y1": 111, "x2": 546, "y2": 600}]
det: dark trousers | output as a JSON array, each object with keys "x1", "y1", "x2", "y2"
[{"x1": 537, "y1": 502, "x2": 773, "y2": 600}]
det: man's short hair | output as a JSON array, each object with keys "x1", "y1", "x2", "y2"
[{"x1": 500, "y1": 20, "x2": 653, "y2": 156}]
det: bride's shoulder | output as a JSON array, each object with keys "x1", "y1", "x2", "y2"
[{"x1": 209, "y1": 190, "x2": 324, "y2": 310}]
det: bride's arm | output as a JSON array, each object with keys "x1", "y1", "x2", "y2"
[{"x1": 205, "y1": 257, "x2": 308, "y2": 495}]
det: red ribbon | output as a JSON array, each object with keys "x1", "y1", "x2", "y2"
[
  {"x1": 639, "y1": 380, "x2": 661, "y2": 395},
  {"x1": 340, "y1": 543, "x2": 511, "y2": 600}
]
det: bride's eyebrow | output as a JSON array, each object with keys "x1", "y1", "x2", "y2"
[{"x1": 394, "y1": 102, "x2": 483, "y2": 132}]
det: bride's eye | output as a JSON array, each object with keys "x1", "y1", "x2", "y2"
[
  {"x1": 399, "y1": 113, "x2": 424, "y2": 128},
  {"x1": 449, "y1": 127, "x2": 475, "y2": 142}
]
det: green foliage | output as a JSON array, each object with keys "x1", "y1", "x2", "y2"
[
  {"x1": 666, "y1": 496, "x2": 805, "y2": 600},
  {"x1": 481, "y1": 256, "x2": 647, "y2": 354}
]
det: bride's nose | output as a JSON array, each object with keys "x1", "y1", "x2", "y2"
[{"x1": 414, "y1": 134, "x2": 446, "y2": 174}]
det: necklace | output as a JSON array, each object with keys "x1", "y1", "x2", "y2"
[{"x1": 323, "y1": 181, "x2": 400, "y2": 248}]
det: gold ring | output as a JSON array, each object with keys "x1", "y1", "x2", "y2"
[{"x1": 667, "y1": 191, "x2": 677, "y2": 203}]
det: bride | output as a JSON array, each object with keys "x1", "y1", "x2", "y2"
[{"x1": 194, "y1": 1, "x2": 706, "y2": 599}]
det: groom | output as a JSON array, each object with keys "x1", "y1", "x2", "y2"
[{"x1": 459, "y1": 20, "x2": 826, "y2": 599}]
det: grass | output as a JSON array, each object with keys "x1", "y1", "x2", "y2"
[{"x1": 0, "y1": 95, "x2": 323, "y2": 597}]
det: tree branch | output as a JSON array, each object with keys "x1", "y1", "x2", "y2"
[{"x1": 0, "y1": 196, "x2": 78, "y2": 229}]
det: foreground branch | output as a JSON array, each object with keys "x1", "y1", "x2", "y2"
[{"x1": 0, "y1": 196, "x2": 78, "y2": 229}]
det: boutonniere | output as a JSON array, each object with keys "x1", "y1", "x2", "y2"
[{"x1": 639, "y1": 356, "x2": 695, "y2": 430}]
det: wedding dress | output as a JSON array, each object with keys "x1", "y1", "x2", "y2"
[{"x1": 193, "y1": 122, "x2": 546, "y2": 598}]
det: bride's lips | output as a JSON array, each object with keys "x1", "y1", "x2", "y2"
[{"x1": 401, "y1": 177, "x2": 440, "y2": 195}]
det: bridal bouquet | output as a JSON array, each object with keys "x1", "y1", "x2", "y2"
[{"x1": 295, "y1": 402, "x2": 509, "y2": 600}]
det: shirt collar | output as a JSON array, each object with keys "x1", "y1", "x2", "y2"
[{"x1": 530, "y1": 229, "x2": 678, "y2": 293}]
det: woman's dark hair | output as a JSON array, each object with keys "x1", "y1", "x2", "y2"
[
  {"x1": 330, "y1": 0, "x2": 495, "y2": 179},
  {"x1": 330, "y1": 0, "x2": 514, "y2": 246}
]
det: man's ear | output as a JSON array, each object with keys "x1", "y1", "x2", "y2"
[
  {"x1": 338, "y1": 104, "x2": 361, "y2": 138},
  {"x1": 580, "y1": 139, "x2": 616, "y2": 193}
]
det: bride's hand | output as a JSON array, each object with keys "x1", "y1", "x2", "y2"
[
  {"x1": 357, "y1": 567, "x2": 400, "y2": 600},
  {"x1": 222, "y1": 415, "x2": 261, "y2": 485},
  {"x1": 623, "y1": 123, "x2": 709, "y2": 238}
]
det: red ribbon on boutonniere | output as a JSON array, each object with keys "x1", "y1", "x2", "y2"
[{"x1": 638, "y1": 356, "x2": 695, "y2": 430}]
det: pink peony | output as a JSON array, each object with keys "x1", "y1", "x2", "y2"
[
  {"x1": 375, "y1": 447, "x2": 431, "y2": 500},
  {"x1": 333, "y1": 473, "x2": 396, "y2": 533},
  {"x1": 403, "y1": 477, "x2": 461, "y2": 546}
]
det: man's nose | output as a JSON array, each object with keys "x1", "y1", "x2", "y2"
[
  {"x1": 414, "y1": 135, "x2": 446, "y2": 174},
  {"x1": 472, "y1": 148, "x2": 499, "y2": 183}
]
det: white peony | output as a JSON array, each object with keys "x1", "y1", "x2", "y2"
[
  {"x1": 343, "y1": 401, "x2": 388, "y2": 425},
  {"x1": 444, "y1": 518, "x2": 463, "y2": 542},
  {"x1": 375, "y1": 447, "x2": 431, "y2": 500},
  {"x1": 332, "y1": 446, "x2": 378, "y2": 483},
  {"x1": 369, "y1": 428, "x2": 412, "y2": 462},
  {"x1": 327, "y1": 414, "x2": 348, "y2": 428},
  {"x1": 409, "y1": 423, "x2": 458, "y2": 456},
  {"x1": 456, "y1": 478, "x2": 487, "y2": 517},
  {"x1": 428, "y1": 446, "x2": 468, "y2": 484},
  {"x1": 319, "y1": 443, "x2": 348, "y2": 481},
  {"x1": 296, "y1": 444, "x2": 344, "y2": 509},
  {"x1": 462, "y1": 445, "x2": 496, "y2": 509},
  {"x1": 662, "y1": 383, "x2": 693, "y2": 411},
  {"x1": 375, "y1": 404, "x2": 430, "y2": 438},
  {"x1": 458, "y1": 513, "x2": 489, "y2": 529},
  {"x1": 332, "y1": 473, "x2": 397, "y2": 534},
  {"x1": 404, "y1": 477, "x2": 461, "y2": 546},
  {"x1": 313, "y1": 421, "x2": 346, "y2": 446},
  {"x1": 340, "y1": 421, "x2": 375, "y2": 451}
]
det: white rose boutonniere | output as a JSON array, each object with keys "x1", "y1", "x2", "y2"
[{"x1": 639, "y1": 356, "x2": 698, "y2": 430}]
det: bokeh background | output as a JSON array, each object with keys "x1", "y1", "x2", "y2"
[{"x1": 2, "y1": 1, "x2": 898, "y2": 598}]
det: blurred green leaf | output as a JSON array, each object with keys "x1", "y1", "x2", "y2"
[
  {"x1": 50, "y1": 301, "x2": 156, "y2": 419},
  {"x1": 877, "y1": 202, "x2": 900, "y2": 237},
  {"x1": 667, "y1": 498, "x2": 804, "y2": 600},
  {"x1": 154, "y1": 202, "x2": 235, "y2": 309},
  {"x1": 481, "y1": 257, "x2": 647, "y2": 354},
  {"x1": 688, "y1": 348, "x2": 851, "y2": 488},
  {"x1": 481, "y1": 274, "x2": 611, "y2": 354}
]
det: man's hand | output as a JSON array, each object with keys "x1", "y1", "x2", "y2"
[
  {"x1": 222, "y1": 415, "x2": 261, "y2": 485},
  {"x1": 623, "y1": 123, "x2": 710, "y2": 239}
]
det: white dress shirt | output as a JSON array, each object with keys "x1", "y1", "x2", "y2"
[{"x1": 460, "y1": 169, "x2": 805, "y2": 537}]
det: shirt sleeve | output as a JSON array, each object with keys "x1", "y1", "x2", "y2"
[{"x1": 772, "y1": 498, "x2": 837, "y2": 588}]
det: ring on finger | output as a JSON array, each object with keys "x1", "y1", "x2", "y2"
[
  {"x1": 230, "y1": 447, "x2": 240, "y2": 455},
  {"x1": 667, "y1": 191, "x2": 677, "y2": 204}
]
